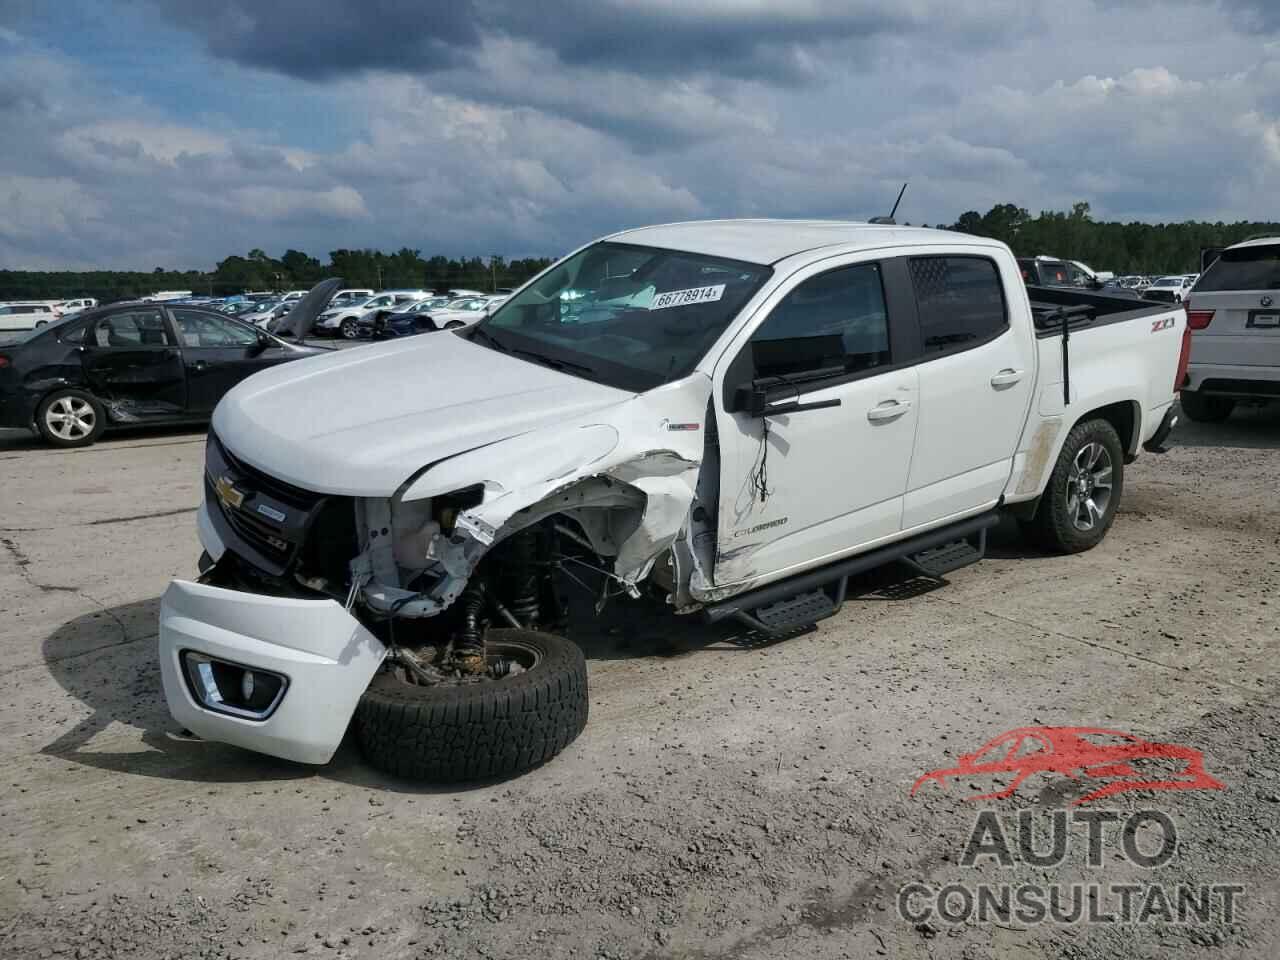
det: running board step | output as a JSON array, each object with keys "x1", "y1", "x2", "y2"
[
  {"x1": 753, "y1": 588, "x2": 839, "y2": 635},
  {"x1": 704, "y1": 510, "x2": 1001, "y2": 630},
  {"x1": 905, "y1": 530, "x2": 987, "y2": 578}
]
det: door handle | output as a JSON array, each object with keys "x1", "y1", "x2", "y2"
[
  {"x1": 990, "y1": 368, "x2": 1024, "y2": 387},
  {"x1": 867, "y1": 399, "x2": 911, "y2": 422}
]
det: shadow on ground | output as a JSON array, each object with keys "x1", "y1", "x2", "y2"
[
  {"x1": 0, "y1": 423, "x2": 207, "y2": 454},
  {"x1": 1171, "y1": 400, "x2": 1280, "y2": 450},
  {"x1": 38, "y1": 552, "x2": 972, "y2": 791}
]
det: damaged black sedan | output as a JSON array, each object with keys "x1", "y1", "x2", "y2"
[{"x1": 0, "y1": 293, "x2": 331, "y2": 448}]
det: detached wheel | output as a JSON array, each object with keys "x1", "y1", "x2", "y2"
[
  {"x1": 1179, "y1": 390, "x2": 1234, "y2": 423},
  {"x1": 36, "y1": 389, "x2": 105, "y2": 448},
  {"x1": 355, "y1": 629, "x2": 588, "y2": 782},
  {"x1": 1023, "y1": 418, "x2": 1124, "y2": 553}
]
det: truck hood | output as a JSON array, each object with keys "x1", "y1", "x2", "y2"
[{"x1": 211, "y1": 333, "x2": 632, "y2": 495}]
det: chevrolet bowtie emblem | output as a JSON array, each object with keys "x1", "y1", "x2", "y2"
[{"x1": 214, "y1": 475, "x2": 245, "y2": 510}]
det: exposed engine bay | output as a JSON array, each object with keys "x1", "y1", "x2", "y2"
[{"x1": 198, "y1": 372, "x2": 720, "y2": 692}]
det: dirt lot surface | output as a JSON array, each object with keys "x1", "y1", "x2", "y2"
[{"x1": 2, "y1": 407, "x2": 1278, "y2": 960}]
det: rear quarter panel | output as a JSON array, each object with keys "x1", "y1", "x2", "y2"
[{"x1": 1004, "y1": 305, "x2": 1183, "y2": 502}]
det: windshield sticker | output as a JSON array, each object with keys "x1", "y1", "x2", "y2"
[{"x1": 649, "y1": 284, "x2": 726, "y2": 311}]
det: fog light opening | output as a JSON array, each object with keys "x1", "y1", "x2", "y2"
[{"x1": 180, "y1": 652, "x2": 287, "y2": 721}]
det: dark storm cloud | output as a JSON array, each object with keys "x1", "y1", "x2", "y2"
[
  {"x1": 1218, "y1": 0, "x2": 1280, "y2": 30},
  {"x1": 146, "y1": 0, "x2": 1010, "y2": 86},
  {"x1": 144, "y1": 0, "x2": 484, "y2": 81}
]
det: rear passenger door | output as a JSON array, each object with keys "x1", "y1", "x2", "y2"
[
  {"x1": 902, "y1": 255, "x2": 1035, "y2": 530},
  {"x1": 81, "y1": 307, "x2": 187, "y2": 417}
]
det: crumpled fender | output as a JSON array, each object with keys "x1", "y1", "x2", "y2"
[{"x1": 373, "y1": 374, "x2": 710, "y2": 615}]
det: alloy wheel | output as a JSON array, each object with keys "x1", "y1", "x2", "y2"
[
  {"x1": 45, "y1": 396, "x2": 96, "y2": 442},
  {"x1": 1065, "y1": 441, "x2": 1113, "y2": 532}
]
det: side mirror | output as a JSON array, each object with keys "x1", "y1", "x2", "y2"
[
  {"x1": 249, "y1": 331, "x2": 272, "y2": 353},
  {"x1": 728, "y1": 377, "x2": 842, "y2": 418}
]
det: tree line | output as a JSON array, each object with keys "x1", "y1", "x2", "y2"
[
  {"x1": 5, "y1": 204, "x2": 1280, "y2": 301},
  {"x1": 944, "y1": 202, "x2": 1280, "y2": 273},
  {"x1": 0, "y1": 248, "x2": 556, "y2": 303}
]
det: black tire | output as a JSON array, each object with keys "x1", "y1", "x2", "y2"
[
  {"x1": 35, "y1": 388, "x2": 106, "y2": 448},
  {"x1": 443, "y1": 320, "x2": 465, "y2": 330},
  {"x1": 355, "y1": 629, "x2": 588, "y2": 782},
  {"x1": 1022, "y1": 418, "x2": 1124, "y2": 554},
  {"x1": 1178, "y1": 390, "x2": 1235, "y2": 423},
  {"x1": 340, "y1": 317, "x2": 360, "y2": 339}
]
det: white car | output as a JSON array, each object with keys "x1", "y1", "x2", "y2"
[
  {"x1": 314, "y1": 290, "x2": 430, "y2": 339},
  {"x1": 1180, "y1": 236, "x2": 1280, "y2": 421},
  {"x1": 56, "y1": 297, "x2": 98, "y2": 315},
  {"x1": 158, "y1": 219, "x2": 1186, "y2": 782},
  {"x1": 423, "y1": 295, "x2": 507, "y2": 329},
  {"x1": 1143, "y1": 275, "x2": 1195, "y2": 303},
  {"x1": 0, "y1": 302, "x2": 57, "y2": 331},
  {"x1": 242, "y1": 301, "x2": 294, "y2": 328}
]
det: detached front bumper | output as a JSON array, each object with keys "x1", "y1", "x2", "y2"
[{"x1": 158, "y1": 579, "x2": 386, "y2": 764}]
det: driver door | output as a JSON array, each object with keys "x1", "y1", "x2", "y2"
[{"x1": 713, "y1": 258, "x2": 921, "y2": 589}]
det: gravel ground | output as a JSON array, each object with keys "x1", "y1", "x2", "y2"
[{"x1": 1, "y1": 403, "x2": 1278, "y2": 960}]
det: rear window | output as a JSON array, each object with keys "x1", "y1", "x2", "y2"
[
  {"x1": 1195, "y1": 244, "x2": 1280, "y2": 292},
  {"x1": 910, "y1": 256, "x2": 1009, "y2": 354}
]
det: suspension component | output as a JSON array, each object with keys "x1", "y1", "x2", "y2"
[
  {"x1": 451, "y1": 579, "x2": 489, "y2": 675},
  {"x1": 497, "y1": 529, "x2": 542, "y2": 627}
]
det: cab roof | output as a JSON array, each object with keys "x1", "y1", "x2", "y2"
[{"x1": 606, "y1": 219, "x2": 997, "y2": 266}]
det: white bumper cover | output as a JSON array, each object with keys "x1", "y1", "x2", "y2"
[{"x1": 158, "y1": 579, "x2": 386, "y2": 764}]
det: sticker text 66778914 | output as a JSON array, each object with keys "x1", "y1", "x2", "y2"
[{"x1": 649, "y1": 284, "x2": 726, "y2": 311}]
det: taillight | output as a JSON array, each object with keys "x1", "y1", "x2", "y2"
[
  {"x1": 1186, "y1": 307, "x2": 1214, "y2": 330},
  {"x1": 0, "y1": 355, "x2": 10, "y2": 368},
  {"x1": 1174, "y1": 324, "x2": 1192, "y2": 392}
]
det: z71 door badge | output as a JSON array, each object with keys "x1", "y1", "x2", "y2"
[{"x1": 1150, "y1": 316, "x2": 1175, "y2": 332}]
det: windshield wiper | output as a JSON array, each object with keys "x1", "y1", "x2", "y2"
[
  {"x1": 468, "y1": 325, "x2": 508, "y2": 353},
  {"x1": 510, "y1": 347, "x2": 596, "y2": 376}
]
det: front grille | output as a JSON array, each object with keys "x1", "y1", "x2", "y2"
[
  {"x1": 215, "y1": 436, "x2": 322, "y2": 511},
  {"x1": 205, "y1": 474, "x2": 296, "y2": 568},
  {"x1": 1144, "y1": 289, "x2": 1176, "y2": 303}
]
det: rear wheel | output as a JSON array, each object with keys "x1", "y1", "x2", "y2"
[
  {"x1": 1022, "y1": 418, "x2": 1124, "y2": 553},
  {"x1": 35, "y1": 389, "x2": 105, "y2": 448},
  {"x1": 355, "y1": 629, "x2": 588, "y2": 782},
  {"x1": 1178, "y1": 390, "x2": 1235, "y2": 423}
]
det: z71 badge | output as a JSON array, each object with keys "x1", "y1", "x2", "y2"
[{"x1": 1151, "y1": 316, "x2": 1175, "y2": 332}]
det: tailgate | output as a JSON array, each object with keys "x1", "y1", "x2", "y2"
[{"x1": 1187, "y1": 290, "x2": 1280, "y2": 368}]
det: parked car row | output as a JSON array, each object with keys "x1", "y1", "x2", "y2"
[
  {"x1": 0, "y1": 284, "x2": 338, "y2": 447},
  {"x1": 307, "y1": 289, "x2": 504, "y2": 339}
]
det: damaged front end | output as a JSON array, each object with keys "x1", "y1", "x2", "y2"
[{"x1": 159, "y1": 374, "x2": 715, "y2": 765}]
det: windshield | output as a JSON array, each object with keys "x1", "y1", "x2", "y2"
[
  {"x1": 476, "y1": 241, "x2": 772, "y2": 391},
  {"x1": 1154, "y1": 277, "x2": 1181, "y2": 286}
]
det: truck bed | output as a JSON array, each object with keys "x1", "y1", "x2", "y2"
[{"x1": 1027, "y1": 285, "x2": 1174, "y2": 334}]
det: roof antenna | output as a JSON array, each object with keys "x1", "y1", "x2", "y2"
[{"x1": 869, "y1": 182, "x2": 908, "y2": 225}]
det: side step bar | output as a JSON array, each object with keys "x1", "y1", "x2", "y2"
[{"x1": 705, "y1": 510, "x2": 1001, "y2": 635}]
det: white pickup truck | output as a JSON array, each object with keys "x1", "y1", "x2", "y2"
[{"x1": 158, "y1": 222, "x2": 1186, "y2": 782}]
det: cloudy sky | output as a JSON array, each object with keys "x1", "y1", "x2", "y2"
[{"x1": 1, "y1": 0, "x2": 1278, "y2": 269}]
